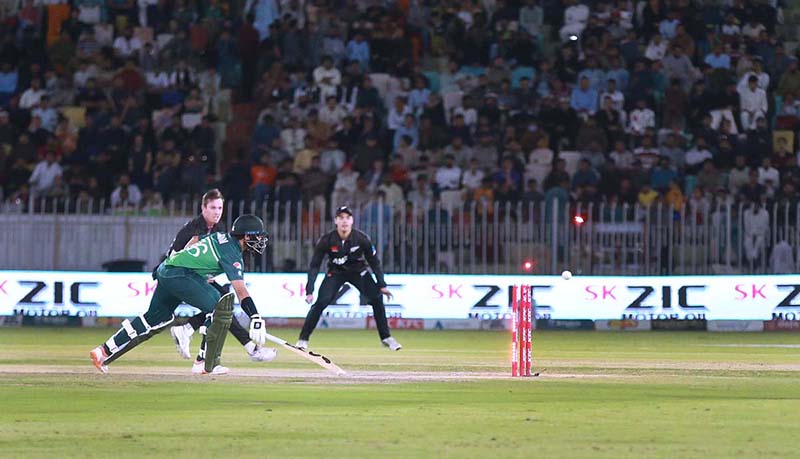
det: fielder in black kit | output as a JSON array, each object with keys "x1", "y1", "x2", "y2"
[{"x1": 297, "y1": 206, "x2": 402, "y2": 351}]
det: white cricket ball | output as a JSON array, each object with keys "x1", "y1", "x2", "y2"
[{"x1": 561, "y1": 270, "x2": 572, "y2": 280}]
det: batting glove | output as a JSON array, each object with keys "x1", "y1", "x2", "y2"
[{"x1": 249, "y1": 314, "x2": 267, "y2": 346}]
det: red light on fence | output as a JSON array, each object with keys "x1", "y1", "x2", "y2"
[
  {"x1": 573, "y1": 215, "x2": 585, "y2": 225},
  {"x1": 522, "y1": 260, "x2": 536, "y2": 272}
]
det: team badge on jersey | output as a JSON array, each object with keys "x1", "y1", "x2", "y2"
[
  {"x1": 330, "y1": 246, "x2": 339, "y2": 253},
  {"x1": 233, "y1": 262, "x2": 241, "y2": 269}
]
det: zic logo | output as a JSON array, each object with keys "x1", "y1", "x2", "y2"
[{"x1": 332, "y1": 256, "x2": 347, "y2": 265}]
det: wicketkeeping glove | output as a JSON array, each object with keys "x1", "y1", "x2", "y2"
[{"x1": 249, "y1": 314, "x2": 267, "y2": 346}]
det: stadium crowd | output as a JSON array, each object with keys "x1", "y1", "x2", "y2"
[{"x1": 0, "y1": 0, "x2": 798, "y2": 221}]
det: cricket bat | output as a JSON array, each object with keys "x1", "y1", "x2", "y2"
[{"x1": 264, "y1": 332, "x2": 347, "y2": 376}]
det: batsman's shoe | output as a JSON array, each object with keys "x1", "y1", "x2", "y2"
[
  {"x1": 170, "y1": 324, "x2": 194, "y2": 359},
  {"x1": 381, "y1": 336, "x2": 403, "y2": 351},
  {"x1": 249, "y1": 346, "x2": 278, "y2": 362},
  {"x1": 191, "y1": 358, "x2": 206, "y2": 374},
  {"x1": 202, "y1": 365, "x2": 229, "y2": 375},
  {"x1": 295, "y1": 339, "x2": 309, "y2": 349},
  {"x1": 90, "y1": 346, "x2": 109, "y2": 373}
]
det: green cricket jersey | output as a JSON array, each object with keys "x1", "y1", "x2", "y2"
[{"x1": 165, "y1": 232, "x2": 245, "y2": 281}]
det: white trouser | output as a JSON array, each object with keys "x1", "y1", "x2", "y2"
[
  {"x1": 740, "y1": 110, "x2": 766, "y2": 131},
  {"x1": 710, "y1": 109, "x2": 738, "y2": 134},
  {"x1": 743, "y1": 234, "x2": 764, "y2": 262}
]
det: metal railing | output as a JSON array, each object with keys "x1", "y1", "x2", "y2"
[{"x1": 1, "y1": 196, "x2": 797, "y2": 275}]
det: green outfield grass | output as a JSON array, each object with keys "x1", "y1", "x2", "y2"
[{"x1": 0, "y1": 328, "x2": 799, "y2": 458}]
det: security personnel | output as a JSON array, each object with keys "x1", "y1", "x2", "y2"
[{"x1": 297, "y1": 205, "x2": 402, "y2": 351}]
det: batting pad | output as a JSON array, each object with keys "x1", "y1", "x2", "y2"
[{"x1": 204, "y1": 293, "x2": 234, "y2": 373}]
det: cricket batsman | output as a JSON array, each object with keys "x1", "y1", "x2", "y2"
[
  {"x1": 89, "y1": 214, "x2": 270, "y2": 375},
  {"x1": 297, "y1": 205, "x2": 402, "y2": 351},
  {"x1": 163, "y1": 189, "x2": 276, "y2": 367}
]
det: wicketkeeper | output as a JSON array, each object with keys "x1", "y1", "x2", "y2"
[{"x1": 90, "y1": 214, "x2": 271, "y2": 375}]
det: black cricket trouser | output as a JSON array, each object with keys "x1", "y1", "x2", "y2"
[
  {"x1": 300, "y1": 271, "x2": 391, "y2": 341},
  {"x1": 188, "y1": 309, "x2": 251, "y2": 346}
]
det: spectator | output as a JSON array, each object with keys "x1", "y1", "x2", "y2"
[
  {"x1": 110, "y1": 173, "x2": 143, "y2": 209},
  {"x1": 598, "y1": 78, "x2": 624, "y2": 113},
  {"x1": 662, "y1": 79, "x2": 688, "y2": 129},
  {"x1": 645, "y1": 34, "x2": 668, "y2": 61},
  {"x1": 363, "y1": 158, "x2": 386, "y2": 193},
  {"x1": 28, "y1": 151, "x2": 63, "y2": 198},
  {"x1": 408, "y1": 174, "x2": 434, "y2": 209},
  {"x1": 378, "y1": 174, "x2": 404, "y2": 209},
  {"x1": 662, "y1": 45, "x2": 697, "y2": 92},
  {"x1": 577, "y1": 56, "x2": 606, "y2": 92},
  {"x1": 494, "y1": 156, "x2": 522, "y2": 203},
  {"x1": 664, "y1": 180, "x2": 684, "y2": 211},
  {"x1": 728, "y1": 155, "x2": 751, "y2": 194},
  {"x1": 572, "y1": 158, "x2": 599, "y2": 196},
  {"x1": 319, "y1": 139, "x2": 346, "y2": 176},
  {"x1": 393, "y1": 114, "x2": 419, "y2": 151},
  {"x1": 684, "y1": 138, "x2": 713, "y2": 175},
  {"x1": 473, "y1": 177, "x2": 496, "y2": 214},
  {"x1": 757, "y1": 157, "x2": 779, "y2": 188},
  {"x1": 31, "y1": 95, "x2": 57, "y2": 133},
  {"x1": 743, "y1": 199, "x2": 770, "y2": 267},
  {"x1": 313, "y1": 55, "x2": 341, "y2": 103},
  {"x1": 113, "y1": 28, "x2": 142, "y2": 61},
  {"x1": 346, "y1": 32, "x2": 370, "y2": 71},
  {"x1": 388, "y1": 155, "x2": 411, "y2": 189},
  {"x1": 778, "y1": 58, "x2": 800, "y2": 98},
  {"x1": 435, "y1": 154, "x2": 462, "y2": 192},
  {"x1": 280, "y1": 116, "x2": 306, "y2": 156},
  {"x1": 633, "y1": 135, "x2": 660, "y2": 170},
  {"x1": 739, "y1": 170, "x2": 765, "y2": 203},
  {"x1": 318, "y1": 95, "x2": 348, "y2": 130},
  {"x1": 660, "y1": 134, "x2": 685, "y2": 172},
  {"x1": 0, "y1": 62, "x2": 17, "y2": 103},
  {"x1": 519, "y1": 0, "x2": 544, "y2": 39},
  {"x1": 461, "y1": 158, "x2": 486, "y2": 193},
  {"x1": 356, "y1": 76, "x2": 383, "y2": 114},
  {"x1": 408, "y1": 77, "x2": 431, "y2": 115},
  {"x1": 19, "y1": 77, "x2": 45, "y2": 109},
  {"x1": 658, "y1": 10, "x2": 681, "y2": 40},
  {"x1": 392, "y1": 134, "x2": 417, "y2": 165},
  {"x1": 609, "y1": 140, "x2": 634, "y2": 170},
  {"x1": 697, "y1": 160, "x2": 724, "y2": 192},
  {"x1": 628, "y1": 98, "x2": 656, "y2": 136},
  {"x1": 738, "y1": 57, "x2": 770, "y2": 92},
  {"x1": 352, "y1": 135, "x2": 382, "y2": 174},
  {"x1": 705, "y1": 44, "x2": 731, "y2": 70},
  {"x1": 738, "y1": 75, "x2": 768, "y2": 130},
  {"x1": 300, "y1": 156, "x2": 331, "y2": 208},
  {"x1": 560, "y1": 0, "x2": 589, "y2": 41},
  {"x1": 249, "y1": 152, "x2": 276, "y2": 205},
  {"x1": 569, "y1": 76, "x2": 597, "y2": 116},
  {"x1": 331, "y1": 163, "x2": 359, "y2": 207},
  {"x1": 650, "y1": 157, "x2": 678, "y2": 192}
]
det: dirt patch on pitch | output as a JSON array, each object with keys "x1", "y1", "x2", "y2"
[
  {"x1": 0, "y1": 364, "x2": 615, "y2": 384},
  {"x1": 1, "y1": 360, "x2": 797, "y2": 384}
]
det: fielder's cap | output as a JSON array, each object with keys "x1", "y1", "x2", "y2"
[{"x1": 335, "y1": 205, "x2": 353, "y2": 216}]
